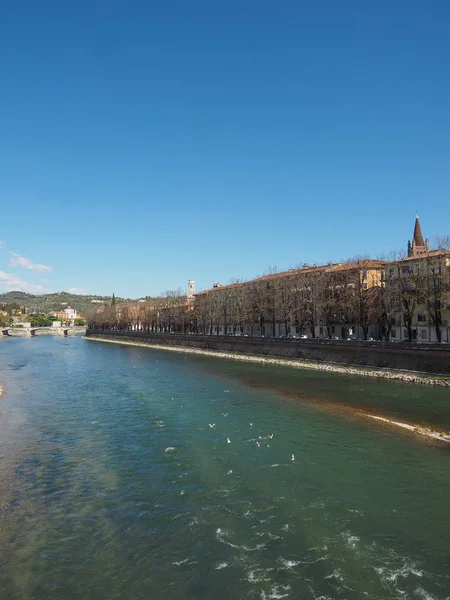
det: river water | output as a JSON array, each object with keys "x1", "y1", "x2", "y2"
[{"x1": 0, "y1": 337, "x2": 449, "y2": 600}]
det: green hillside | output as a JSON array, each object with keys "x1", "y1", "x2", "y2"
[{"x1": 0, "y1": 291, "x2": 128, "y2": 315}]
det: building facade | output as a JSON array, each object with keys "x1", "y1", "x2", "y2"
[
  {"x1": 87, "y1": 217, "x2": 450, "y2": 342},
  {"x1": 387, "y1": 217, "x2": 450, "y2": 343}
]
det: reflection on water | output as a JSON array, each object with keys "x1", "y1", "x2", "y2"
[{"x1": 1, "y1": 337, "x2": 450, "y2": 599}]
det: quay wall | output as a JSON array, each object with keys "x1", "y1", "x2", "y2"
[{"x1": 85, "y1": 331, "x2": 450, "y2": 375}]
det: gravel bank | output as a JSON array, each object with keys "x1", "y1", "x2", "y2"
[
  {"x1": 85, "y1": 336, "x2": 450, "y2": 387},
  {"x1": 362, "y1": 414, "x2": 450, "y2": 444}
]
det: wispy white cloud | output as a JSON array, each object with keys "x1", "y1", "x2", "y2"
[
  {"x1": 0, "y1": 240, "x2": 5, "y2": 248},
  {"x1": 0, "y1": 271, "x2": 51, "y2": 294},
  {"x1": 67, "y1": 287, "x2": 89, "y2": 295},
  {"x1": 8, "y1": 251, "x2": 52, "y2": 273}
]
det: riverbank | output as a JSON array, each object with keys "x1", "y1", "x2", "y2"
[
  {"x1": 362, "y1": 414, "x2": 450, "y2": 445},
  {"x1": 85, "y1": 335, "x2": 450, "y2": 387}
]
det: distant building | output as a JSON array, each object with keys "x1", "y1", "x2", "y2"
[
  {"x1": 56, "y1": 307, "x2": 79, "y2": 322},
  {"x1": 187, "y1": 280, "x2": 195, "y2": 302}
]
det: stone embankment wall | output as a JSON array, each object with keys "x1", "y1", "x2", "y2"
[{"x1": 85, "y1": 331, "x2": 450, "y2": 375}]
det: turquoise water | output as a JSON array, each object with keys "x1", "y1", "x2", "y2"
[{"x1": 0, "y1": 337, "x2": 449, "y2": 600}]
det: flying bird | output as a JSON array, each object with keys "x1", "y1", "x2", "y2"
[
  {"x1": 209, "y1": 423, "x2": 216, "y2": 428},
  {"x1": 256, "y1": 441, "x2": 260, "y2": 447},
  {"x1": 291, "y1": 453, "x2": 295, "y2": 461},
  {"x1": 227, "y1": 438, "x2": 231, "y2": 444},
  {"x1": 268, "y1": 434, "x2": 274, "y2": 439},
  {"x1": 222, "y1": 413, "x2": 228, "y2": 417}
]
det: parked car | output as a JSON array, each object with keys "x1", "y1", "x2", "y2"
[{"x1": 299, "y1": 335, "x2": 308, "y2": 339}]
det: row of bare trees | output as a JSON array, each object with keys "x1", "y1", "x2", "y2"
[
  {"x1": 86, "y1": 248, "x2": 450, "y2": 343},
  {"x1": 192, "y1": 261, "x2": 381, "y2": 340},
  {"x1": 384, "y1": 249, "x2": 450, "y2": 343}
]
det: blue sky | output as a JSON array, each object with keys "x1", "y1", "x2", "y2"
[{"x1": 1, "y1": 0, "x2": 449, "y2": 297}]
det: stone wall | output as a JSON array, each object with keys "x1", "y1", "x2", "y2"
[{"x1": 85, "y1": 331, "x2": 450, "y2": 375}]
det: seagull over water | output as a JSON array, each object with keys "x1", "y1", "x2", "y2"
[
  {"x1": 227, "y1": 438, "x2": 231, "y2": 444},
  {"x1": 222, "y1": 413, "x2": 228, "y2": 417},
  {"x1": 291, "y1": 453, "x2": 295, "y2": 462},
  {"x1": 268, "y1": 434, "x2": 274, "y2": 439},
  {"x1": 209, "y1": 423, "x2": 216, "y2": 428}
]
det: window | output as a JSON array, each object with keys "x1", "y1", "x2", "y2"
[
  {"x1": 417, "y1": 314, "x2": 426, "y2": 322},
  {"x1": 331, "y1": 326, "x2": 335, "y2": 334},
  {"x1": 404, "y1": 330, "x2": 408, "y2": 338},
  {"x1": 391, "y1": 330, "x2": 396, "y2": 338},
  {"x1": 402, "y1": 266, "x2": 410, "y2": 275},
  {"x1": 390, "y1": 317, "x2": 396, "y2": 325},
  {"x1": 421, "y1": 330, "x2": 427, "y2": 339}
]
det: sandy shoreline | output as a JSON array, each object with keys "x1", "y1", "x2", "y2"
[
  {"x1": 362, "y1": 414, "x2": 450, "y2": 444},
  {"x1": 85, "y1": 336, "x2": 450, "y2": 387}
]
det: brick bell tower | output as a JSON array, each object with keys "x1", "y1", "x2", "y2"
[{"x1": 407, "y1": 214, "x2": 429, "y2": 257}]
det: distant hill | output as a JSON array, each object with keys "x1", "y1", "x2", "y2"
[{"x1": 0, "y1": 291, "x2": 129, "y2": 315}]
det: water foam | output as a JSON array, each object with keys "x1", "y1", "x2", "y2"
[
  {"x1": 278, "y1": 557, "x2": 302, "y2": 569},
  {"x1": 414, "y1": 588, "x2": 446, "y2": 600},
  {"x1": 215, "y1": 527, "x2": 266, "y2": 552},
  {"x1": 247, "y1": 569, "x2": 272, "y2": 583},
  {"x1": 374, "y1": 562, "x2": 423, "y2": 584},
  {"x1": 172, "y1": 557, "x2": 197, "y2": 566},
  {"x1": 341, "y1": 531, "x2": 360, "y2": 549},
  {"x1": 260, "y1": 584, "x2": 291, "y2": 599},
  {"x1": 325, "y1": 568, "x2": 344, "y2": 582}
]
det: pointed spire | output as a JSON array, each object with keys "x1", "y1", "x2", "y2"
[{"x1": 413, "y1": 214, "x2": 425, "y2": 247}]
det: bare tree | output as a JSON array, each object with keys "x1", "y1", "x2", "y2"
[
  {"x1": 389, "y1": 254, "x2": 424, "y2": 342},
  {"x1": 423, "y1": 243, "x2": 450, "y2": 343}
]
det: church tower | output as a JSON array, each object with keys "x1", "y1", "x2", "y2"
[
  {"x1": 187, "y1": 280, "x2": 195, "y2": 302},
  {"x1": 407, "y1": 214, "x2": 429, "y2": 257}
]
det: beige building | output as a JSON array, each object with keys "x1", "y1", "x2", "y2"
[
  {"x1": 386, "y1": 216, "x2": 450, "y2": 343},
  {"x1": 194, "y1": 216, "x2": 449, "y2": 343},
  {"x1": 194, "y1": 259, "x2": 385, "y2": 340}
]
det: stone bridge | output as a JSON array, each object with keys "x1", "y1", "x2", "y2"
[{"x1": 1, "y1": 326, "x2": 87, "y2": 337}]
